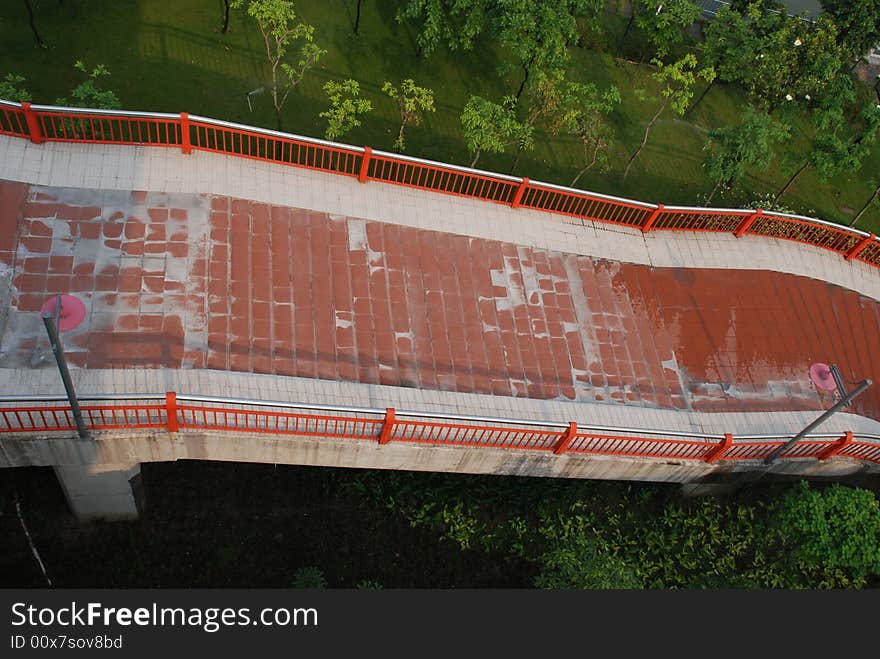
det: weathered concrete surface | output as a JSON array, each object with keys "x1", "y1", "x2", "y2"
[
  {"x1": 3, "y1": 430, "x2": 877, "y2": 485},
  {"x1": 53, "y1": 462, "x2": 142, "y2": 521}
]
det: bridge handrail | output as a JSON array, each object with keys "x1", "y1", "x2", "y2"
[
  {"x1": 1, "y1": 392, "x2": 878, "y2": 465},
  {"x1": 0, "y1": 100, "x2": 877, "y2": 267}
]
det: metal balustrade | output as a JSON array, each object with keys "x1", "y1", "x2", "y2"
[
  {"x1": 1, "y1": 99, "x2": 877, "y2": 268},
  {"x1": 0, "y1": 393, "x2": 877, "y2": 466}
]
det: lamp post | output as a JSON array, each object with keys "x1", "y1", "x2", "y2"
[
  {"x1": 763, "y1": 364, "x2": 872, "y2": 465},
  {"x1": 41, "y1": 294, "x2": 88, "y2": 440}
]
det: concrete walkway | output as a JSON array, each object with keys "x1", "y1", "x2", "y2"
[{"x1": 1, "y1": 136, "x2": 879, "y2": 440}]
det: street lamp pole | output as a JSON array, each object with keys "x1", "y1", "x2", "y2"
[
  {"x1": 41, "y1": 295, "x2": 88, "y2": 439},
  {"x1": 763, "y1": 377, "x2": 872, "y2": 465}
]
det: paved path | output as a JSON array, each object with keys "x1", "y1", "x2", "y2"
[{"x1": 2, "y1": 179, "x2": 879, "y2": 424}]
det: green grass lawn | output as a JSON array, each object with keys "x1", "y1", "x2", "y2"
[{"x1": 1, "y1": 0, "x2": 878, "y2": 233}]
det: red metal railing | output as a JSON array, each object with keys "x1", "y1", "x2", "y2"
[
  {"x1": 2, "y1": 393, "x2": 879, "y2": 467},
  {"x1": 1, "y1": 99, "x2": 878, "y2": 269}
]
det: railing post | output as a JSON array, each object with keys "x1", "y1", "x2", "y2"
[
  {"x1": 641, "y1": 204, "x2": 663, "y2": 233},
  {"x1": 818, "y1": 431, "x2": 853, "y2": 461},
  {"x1": 179, "y1": 112, "x2": 192, "y2": 155},
  {"x1": 511, "y1": 177, "x2": 529, "y2": 209},
  {"x1": 166, "y1": 391, "x2": 179, "y2": 432},
  {"x1": 704, "y1": 433, "x2": 733, "y2": 463},
  {"x1": 734, "y1": 208, "x2": 762, "y2": 238},
  {"x1": 553, "y1": 422, "x2": 578, "y2": 455},
  {"x1": 358, "y1": 146, "x2": 372, "y2": 184},
  {"x1": 21, "y1": 102, "x2": 44, "y2": 145},
  {"x1": 845, "y1": 233, "x2": 875, "y2": 261},
  {"x1": 378, "y1": 407, "x2": 395, "y2": 444}
]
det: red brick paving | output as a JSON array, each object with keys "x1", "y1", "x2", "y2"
[{"x1": 2, "y1": 180, "x2": 879, "y2": 422}]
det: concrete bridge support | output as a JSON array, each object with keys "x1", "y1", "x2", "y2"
[{"x1": 53, "y1": 463, "x2": 143, "y2": 521}]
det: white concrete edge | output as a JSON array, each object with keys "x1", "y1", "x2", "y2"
[{"x1": 2, "y1": 367, "x2": 878, "y2": 442}]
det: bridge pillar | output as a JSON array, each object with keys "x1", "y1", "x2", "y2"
[{"x1": 53, "y1": 463, "x2": 144, "y2": 521}]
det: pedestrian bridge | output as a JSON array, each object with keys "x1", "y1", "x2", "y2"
[{"x1": 0, "y1": 101, "x2": 878, "y2": 519}]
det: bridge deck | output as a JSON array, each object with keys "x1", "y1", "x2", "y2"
[{"x1": 2, "y1": 179, "x2": 879, "y2": 423}]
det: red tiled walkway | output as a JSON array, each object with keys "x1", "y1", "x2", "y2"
[{"x1": 2, "y1": 181, "x2": 879, "y2": 421}]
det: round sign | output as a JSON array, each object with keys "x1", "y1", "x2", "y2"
[
  {"x1": 809, "y1": 362, "x2": 837, "y2": 392},
  {"x1": 40, "y1": 294, "x2": 87, "y2": 332}
]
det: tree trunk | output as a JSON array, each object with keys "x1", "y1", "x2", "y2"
[
  {"x1": 470, "y1": 149, "x2": 482, "y2": 168},
  {"x1": 774, "y1": 159, "x2": 809, "y2": 203},
  {"x1": 416, "y1": 43, "x2": 423, "y2": 59},
  {"x1": 395, "y1": 119, "x2": 406, "y2": 151},
  {"x1": 222, "y1": 0, "x2": 230, "y2": 34},
  {"x1": 355, "y1": 0, "x2": 363, "y2": 34},
  {"x1": 515, "y1": 63, "x2": 530, "y2": 103},
  {"x1": 623, "y1": 98, "x2": 667, "y2": 182},
  {"x1": 616, "y1": 14, "x2": 635, "y2": 58},
  {"x1": 570, "y1": 140, "x2": 601, "y2": 186},
  {"x1": 509, "y1": 144, "x2": 523, "y2": 174},
  {"x1": 24, "y1": 0, "x2": 45, "y2": 47},
  {"x1": 849, "y1": 184, "x2": 880, "y2": 227},
  {"x1": 706, "y1": 179, "x2": 723, "y2": 205},
  {"x1": 687, "y1": 79, "x2": 715, "y2": 115}
]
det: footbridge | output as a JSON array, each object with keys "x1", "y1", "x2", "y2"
[{"x1": 1, "y1": 101, "x2": 879, "y2": 519}]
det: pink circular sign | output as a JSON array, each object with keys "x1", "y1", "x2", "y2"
[
  {"x1": 809, "y1": 362, "x2": 837, "y2": 392},
  {"x1": 40, "y1": 295, "x2": 87, "y2": 332}
]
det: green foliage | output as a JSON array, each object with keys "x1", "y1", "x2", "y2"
[
  {"x1": 55, "y1": 61, "x2": 121, "y2": 110},
  {"x1": 460, "y1": 95, "x2": 533, "y2": 166},
  {"x1": 231, "y1": 0, "x2": 326, "y2": 128},
  {"x1": 775, "y1": 482, "x2": 880, "y2": 585},
  {"x1": 652, "y1": 53, "x2": 715, "y2": 116},
  {"x1": 493, "y1": 0, "x2": 596, "y2": 97},
  {"x1": 703, "y1": 106, "x2": 790, "y2": 201},
  {"x1": 821, "y1": 0, "x2": 880, "y2": 62},
  {"x1": 552, "y1": 81, "x2": 621, "y2": 184},
  {"x1": 319, "y1": 79, "x2": 372, "y2": 141},
  {"x1": 396, "y1": 0, "x2": 492, "y2": 56},
  {"x1": 363, "y1": 471, "x2": 880, "y2": 590},
  {"x1": 292, "y1": 565, "x2": 327, "y2": 588},
  {"x1": 535, "y1": 535, "x2": 641, "y2": 589},
  {"x1": 355, "y1": 579, "x2": 383, "y2": 589},
  {"x1": 634, "y1": 0, "x2": 701, "y2": 59},
  {"x1": 382, "y1": 78, "x2": 436, "y2": 151},
  {"x1": 0, "y1": 74, "x2": 31, "y2": 103},
  {"x1": 699, "y1": 4, "x2": 761, "y2": 85}
]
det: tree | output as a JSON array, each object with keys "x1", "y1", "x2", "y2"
[
  {"x1": 623, "y1": 54, "x2": 715, "y2": 181},
  {"x1": 55, "y1": 61, "x2": 121, "y2": 110},
  {"x1": 746, "y1": 11, "x2": 846, "y2": 114},
  {"x1": 0, "y1": 74, "x2": 32, "y2": 103},
  {"x1": 381, "y1": 79, "x2": 435, "y2": 152},
  {"x1": 320, "y1": 79, "x2": 372, "y2": 141},
  {"x1": 702, "y1": 106, "x2": 790, "y2": 203},
  {"x1": 691, "y1": 4, "x2": 759, "y2": 112},
  {"x1": 460, "y1": 95, "x2": 533, "y2": 167},
  {"x1": 774, "y1": 482, "x2": 880, "y2": 587},
  {"x1": 775, "y1": 79, "x2": 880, "y2": 202},
  {"x1": 222, "y1": 0, "x2": 231, "y2": 33},
  {"x1": 23, "y1": 0, "x2": 45, "y2": 48},
  {"x1": 508, "y1": 69, "x2": 565, "y2": 173},
  {"x1": 231, "y1": 0, "x2": 326, "y2": 130},
  {"x1": 354, "y1": 0, "x2": 364, "y2": 34},
  {"x1": 551, "y1": 81, "x2": 621, "y2": 186},
  {"x1": 634, "y1": 0, "x2": 701, "y2": 60},
  {"x1": 850, "y1": 180, "x2": 880, "y2": 228},
  {"x1": 492, "y1": 0, "x2": 599, "y2": 102},
  {"x1": 821, "y1": 0, "x2": 880, "y2": 63},
  {"x1": 395, "y1": 0, "x2": 491, "y2": 58}
]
